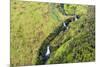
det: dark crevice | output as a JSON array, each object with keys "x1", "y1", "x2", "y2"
[{"x1": 35, "y1": 4, "x2": 80, "y2": 65}]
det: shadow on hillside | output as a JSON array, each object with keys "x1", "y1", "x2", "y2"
[{"x1": 35, "y1": 14, "x2": 80, "y2": 65}]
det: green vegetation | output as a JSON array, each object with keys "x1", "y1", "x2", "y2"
[
  {"x1": 64, "y1": 4, "x2": 87, "y2": 16},
  {"x1": 11, "y1": 0, "x2": 95, "y2": 66}
]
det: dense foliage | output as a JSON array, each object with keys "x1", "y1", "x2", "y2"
[{"x1": 11, "y1": 0, "x2": 95, "y2": 66}]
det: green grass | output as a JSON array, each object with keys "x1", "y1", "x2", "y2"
[
  {"x1": 46, "y1": 9, "x2": 95, "y2": 64},
  {"x1": 11, "y1": 0, "x2": 95, "y2": 66},
  {"x1": 10, "y1": 1, "x2": 64, "y2": 66}
]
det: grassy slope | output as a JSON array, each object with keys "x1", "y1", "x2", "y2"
[
  {"x1": 10, "y1": 0, "x2": 64, "y2": 66},
  {"x1": 47, "y1": 17, "x2": 95, "y2": 64},
  {"x1": 47, "y1": 6, "x2": 95, "y2": 64},
  {"x1": 11, "y1": 0, "x2": 95, "y2": 66}
]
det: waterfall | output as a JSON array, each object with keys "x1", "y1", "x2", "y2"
[{"x1": 45, "y1": 45, "x2": 50, "y2": 56}]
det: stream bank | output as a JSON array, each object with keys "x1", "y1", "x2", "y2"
[{"x1": 36, "y1": 4, "x2": 80, "y2": 65}]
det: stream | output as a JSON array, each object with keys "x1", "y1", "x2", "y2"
[{"x1": 36, "y1": 4, "x2": 80, "y2": 65}]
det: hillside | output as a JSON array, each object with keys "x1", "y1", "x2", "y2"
[{"x1": 10, "y1": 0, "x2": 95, "y2": 66}]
